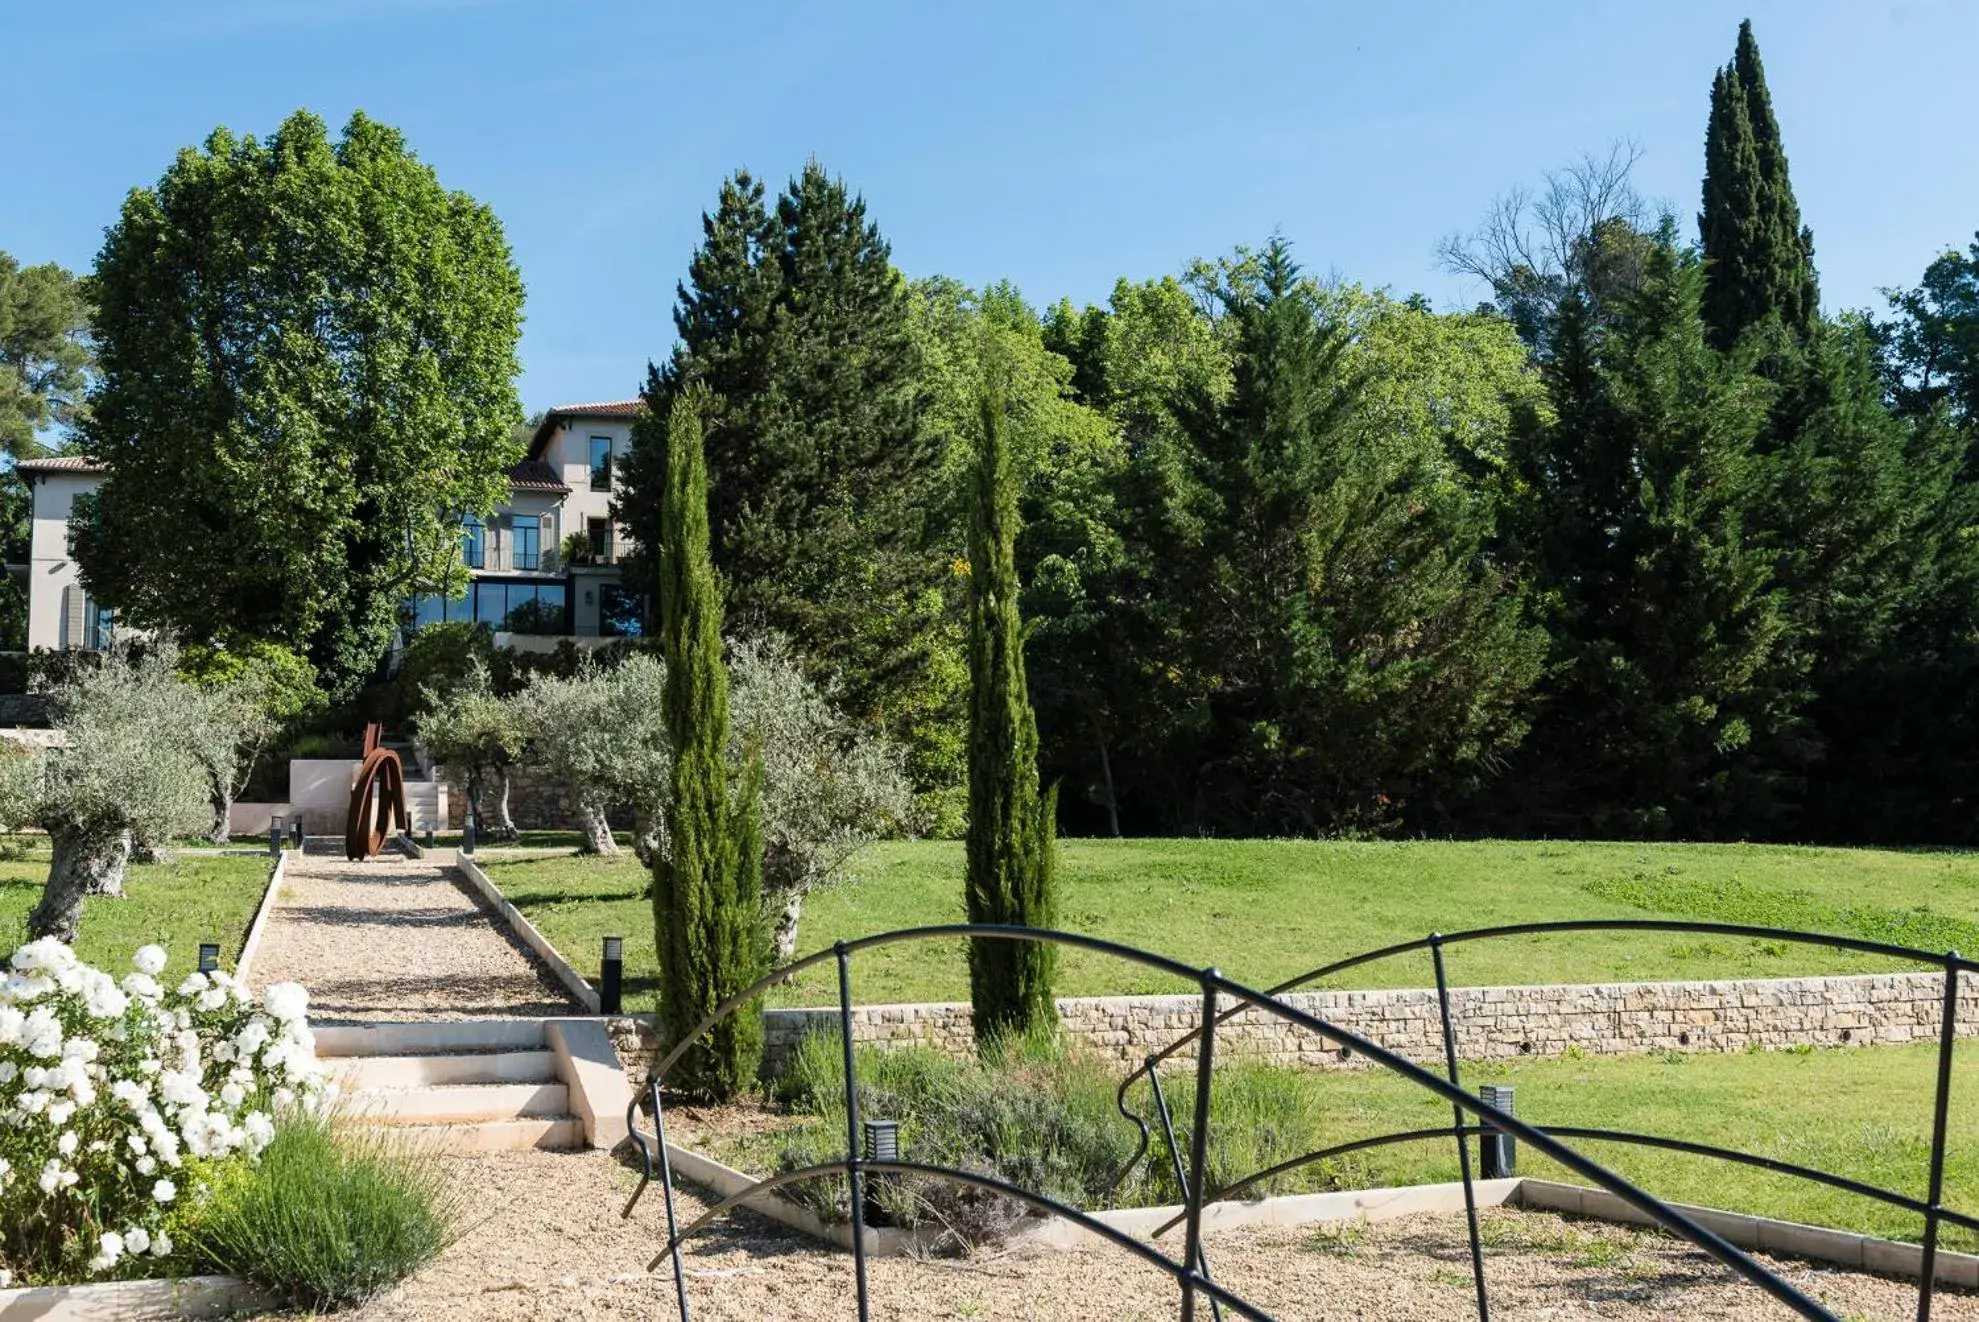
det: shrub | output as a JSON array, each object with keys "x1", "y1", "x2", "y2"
[
  {"x1": 0, "y1": 939, "x2": 330, "y2": 1286},
  {"x1": 186, "y1": 1111, "x2": 458, "y2": 1310}
]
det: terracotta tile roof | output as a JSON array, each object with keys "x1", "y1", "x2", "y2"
[
  {"x1": 528, "y1": 398, "x2": 645, "y2": 457},
  {"x1": 14, "y1": 455, "x2": 105, "y2": 475},
  {"x1": 507, "y1": 458, "x2": 570, "y2": 493}
]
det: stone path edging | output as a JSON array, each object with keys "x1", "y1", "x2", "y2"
[
  {"x1": 0, "y1": 1273, "x2": 269, "y2": 1320},
  {"x1": 453, "y1": 855, "x2": 601, "y2": 1013},
  {"x1": 230, "y1": 848, "x2": 289, "y2": 990}
]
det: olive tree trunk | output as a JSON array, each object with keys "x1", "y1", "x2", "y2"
[
  {"x1": 210, "y1": 788, "x2": 234, "y2": 845},
  {"x1": 487, "y1": 764, "x2": 519, "y2": 841},
  {"x1": 29, "y1": 826, "x2": 134, "y2": 942},
  {"x1": 769, "y1": 887, "x2": 806, "y2": 965},
  {"x1": 578, "y1": 802, "x2": 619, "y2": 855},
  {"x1": 631, "y1": 802, "x2": 668, "y2": 868}
]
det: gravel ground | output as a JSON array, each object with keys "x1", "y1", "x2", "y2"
[
  {"x1": 276, "y1": 1149, "x2": 1979, "y2": 1321},
  {"x1": 250, "y1": 854, "x2": 578, "y2": 1021}
]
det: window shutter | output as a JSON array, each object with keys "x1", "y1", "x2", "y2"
[{"x1": 61, "y1": 586, "x2": 84, "y2": 649}]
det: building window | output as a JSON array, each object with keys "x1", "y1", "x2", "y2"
[
  {"x1": 406, "y1": 590, "x2": 471, "y2": 632},
  {"x1": 461, "y1": 516, "x2": 486, "y2": 570},
  {"x1": 587, "y1": 517, "x2": 613, "y2": 563},
  {"x1": 512, "y1": 517, "x2": 540, "y2": 571},
  {"x1": 470, "y1": 581, "x2": 567, "y2": 636},
  {"x1": 599, "y1": 584, "x2": 644, "y2": 639},
  {"x1": 589, "y1": 436, "x2": 613, "y2": 492},
  {"x1": 88, "y1": 602, "x2": 115, "y2": 651}
]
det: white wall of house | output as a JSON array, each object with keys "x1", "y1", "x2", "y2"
[
  {"x1": 25, "y1": 470, "x2": 106, "y2": 652},
  {"x1": 540, "y1": 418, "x2": 633, "y2": 547}
]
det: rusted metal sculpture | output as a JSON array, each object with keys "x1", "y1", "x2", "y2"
[{"x1": 345, "y1": 722, "x2": 410, "y2": 861}]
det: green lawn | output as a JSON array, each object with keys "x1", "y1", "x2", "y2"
[
  {"x1": 482, "y1": 836, "x2": 1979, "y2": 1007},
  {"x1": 0, "y1": 838, "x2": 275, "y2": 977}
]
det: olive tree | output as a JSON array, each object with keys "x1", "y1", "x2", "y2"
[
  {"x1": 518, "y1": 654, "x2": 671, "y2": 856},
  {"x1": 729, "y1": 637, "x2": 918, "y2": 962},
  {"x1": 12, "y1": 648, "x2": 218, "y2": 941},
  {"x1": 417, "y1": 663, "x2": 524, "y2": 839}
]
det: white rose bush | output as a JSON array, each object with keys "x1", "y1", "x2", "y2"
[{"x1": 0, "y1": 938, "x2": 330, "y2": 1287}]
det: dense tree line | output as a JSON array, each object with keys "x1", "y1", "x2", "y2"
[{"x1": 622, "y1": 20, "x2": 1979, "y2": 845}]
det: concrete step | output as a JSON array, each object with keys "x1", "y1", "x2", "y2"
[
  {"x1": 314, "y1": 1020, "x2": 547, "y2": 1058},
  {"x1": 385, "y1": 1117, "x2": 586, "y2": 1153},
  {"x1": 330, "y1": 1049, "x2": 557, "y2": 1090},
  {"x1": 350, "y1": 1081, "x2": 571, "y2": 1125}
]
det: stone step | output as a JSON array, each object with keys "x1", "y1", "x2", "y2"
[
  {"x1": 384, "y1": 1117, "x2": 586, "y2": 1153},
  {"x1": 314, "y1": 1019, "x2": 547, "y2": 1058},
  {"x1": 330, "y1": 1049, "x2": 557, "y2": 1090},
  {"x1": 349, "y1": 1081, "x2": 571, "y2": 1125}
]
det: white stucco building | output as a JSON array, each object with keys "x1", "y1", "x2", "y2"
[{"x1": 10, "y1": 398, "x2": 648, "y2": 655}]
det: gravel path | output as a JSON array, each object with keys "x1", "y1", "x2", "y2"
[
  {"x1": 288, "y1": 1149, "x2": 1979, "y2": 1321},
  {"x1": 250, "y1": 853, "x2": 578, "y2": 1021}
]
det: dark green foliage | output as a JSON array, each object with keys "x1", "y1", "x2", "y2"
[
  {"x1": 0, "y1": 251, "x2": 92, "y2": 460},
  {"x1": 1160, "y1": 240, "x2": 1544, "y2": 833},
  {"x1": 187, "y1": 1113, "x2": 458, "y2": 1310},
  {"x1": 1883, "y1": 235, "x2": 1979, "y2": 425},
  {"x1": 73, "y1": 110, "x2": 525, "y2": 696},
  {"x1": 964, "y1": 375, "x2": 1058, "y2": 1042},
  {"x1": 621, "y1": 163, "x2": 948, "y2": 798},
  {"x1": 1699, "y1": 20, "x2": 1818, "y2": 349},
  {"x1": 651, "y1": 388, "x2": 764, "y2": 1101},
  {"x1": 1495, "y1": 241, "x2": 1804, "y2": 835}
]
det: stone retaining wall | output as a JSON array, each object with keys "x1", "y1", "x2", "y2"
[{"x1": 607, "y1": 970, "x2": 1979, "y2": 1080}]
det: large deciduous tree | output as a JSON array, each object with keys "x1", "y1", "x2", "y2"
[
  {"x1": 964, "y1": 374, "x2": 1059, "y2": 1044},
  {"x1": 620, "y1": 164, "x2": 946, "y2": 801},
  {"x1": 1699, "y1": 20, "x2": 1818, "y2": 349},
  {"x1": 73, "y1": 110, "x2": 525, "y2": 695},
  {"x1": 652, "y1": 389, "x2": 764, "y2": 1101}
]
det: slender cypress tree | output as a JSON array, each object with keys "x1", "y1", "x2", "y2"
[
  {"x1": 1700, "y1": 19, "x2": 1818, "y2": 348},
  {"x1": 964, "y1": 372, "x2": 1058, "y2": 1044},
  {"x1": 651, "y1": 386, "x2": 764, "y2": 1101}
]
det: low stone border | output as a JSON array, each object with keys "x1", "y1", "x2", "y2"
[
  {"x1": 646, "y1": 1143, "x2": 1979, "y2": 1287},
  {"x1": 453, "y1": 854, "x2": 601, "y2": 1012},
  {"x1": 230, "y1": 847, "x2": 288, "y2": 990},
  {"x1": 0, "y1": 1273, "x2": 269, "y2": 1320}
]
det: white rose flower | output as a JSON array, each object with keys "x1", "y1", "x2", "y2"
[
  {"x1": 133, "y1": 945, "x2": 168, "y2": 976},
  {"x1": 262, "y1": 982, "x2": 309, "y2": 1023},
  {"x1": 124, "y1": 1226, "x2": 150, "y2": 1255},
  {"x1": 176, "y1": 972, "x2": 209, "y2": 997},
  {"x1": 151, "y1": 1230, "x2": 173, "y2": 1257},
  {"x1": 58, "y1": 1131, "x2": 78, "y2": 1156},
  {"x1": 135, "y1": 1155, "x2": 157, "y2": 1176},
  {"x1": 152, "y1": 1177, "x2": 177, "y2": 1204}
]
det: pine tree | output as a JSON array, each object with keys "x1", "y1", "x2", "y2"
[
  {"x1": 650, "y1": 386, "x2": 764, "y2": 1102},
  {"x1": 621, "y1": 163, "x2": 946, "y2": 797},
  {"x1": 964, "y1": 372, "x2": 1058, "y2": 1044},
  {"x1": 1700, "y1": 20, "x2": 1818, "y2": 349}
]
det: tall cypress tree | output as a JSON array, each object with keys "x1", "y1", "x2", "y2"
[
  {"x1": 651, "y1": 386, "x2": 764, "y2": 1101},
  {"x1": 1700, "y1": 19, "x2": 1819, "y2": 348},
  {"x1": 965, "y1": 373, "x2": 1058, "y2": 1044}
]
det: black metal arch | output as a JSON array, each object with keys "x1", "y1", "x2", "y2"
[{"x1": 620, "y1": 920, "x2": 1968, "y2": 1322}]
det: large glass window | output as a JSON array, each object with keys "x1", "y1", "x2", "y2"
[
  {"x1": 461, "y1": 516, "x2": 486, "y2": 570},
  {"x1": 589, "y1": 436, "x2": 613, "y2": 492},
  {"x1": 87, "y1": 602, "x2": 115, "y2": 651},
  {"x1": 599, "y1": 584, "x2": 644, "y2": 639},
  {"x1": 471, "y1": 581, "x2": 566, "y2": 635},
  {"x1": 405, "y1": 591, "x2": 471, "y2": 632},
  {"x1": 512, "y1": 517, "x2": 540, "y2": 571},
  {"x1": 587, "y1": 517, "x2": 613, "y2": 563}
]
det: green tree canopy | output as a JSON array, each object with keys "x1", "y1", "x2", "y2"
[
  {"x1": 73, "y1": 110, "x2": 525, "y2": 695},
  {"x1": 0, "y1": 251, "x2": 92, "y2": 461}
]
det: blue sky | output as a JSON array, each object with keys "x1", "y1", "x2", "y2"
[{"x1": 6, "y1": 1, "x2": 1976, "y2": 413}]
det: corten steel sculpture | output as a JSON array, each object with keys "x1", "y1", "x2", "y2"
[
  {"x1": 622, "y1": 921, "x2": 1973, "y2": 1322},
  {"x1": 344, "y1": 722, "x2": 410, "y2": 861}
]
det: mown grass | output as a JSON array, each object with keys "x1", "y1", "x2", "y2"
[
  {"x1": 483, "y1": 837, "x2": 1979, "y2": 1007},
  {"x1": 0, "y1": 836, "x2": 273, "y2": 974},
  {"x1": 744, "y1": 1035, "x2": 1979, "y2": 1249}
]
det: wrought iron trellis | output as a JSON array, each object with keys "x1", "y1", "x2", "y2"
[{"x1": 622, "y1": 921, "x2": 1971, "y2": 1322}]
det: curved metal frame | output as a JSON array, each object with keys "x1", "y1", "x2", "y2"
[
  {"x1": 344, "y1": 722, "x2": 409, "y2": 861},
  {"x1": 620, "y1": 921, "x2": 1969, "y2": 1322}
]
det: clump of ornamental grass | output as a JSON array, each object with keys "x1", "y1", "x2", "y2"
[{"x1": 185, "y1": 1110, "x2": 460, "y2": 1310}]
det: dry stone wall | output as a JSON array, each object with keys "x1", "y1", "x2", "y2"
[{"x1": 607, "y1": 971, "x2": 1979, "y2": 1080}]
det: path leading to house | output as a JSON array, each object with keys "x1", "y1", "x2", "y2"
[{"x1": 252, "y1": 850, "x2": 579, "y2": 1022}]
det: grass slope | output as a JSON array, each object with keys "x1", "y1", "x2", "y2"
[
  {"x1": 484, "y1": 837, "x2": 1979, "y2": 1007},
  {"x1": 0, "y1": 839, "x2": 274, "y2": 976}
]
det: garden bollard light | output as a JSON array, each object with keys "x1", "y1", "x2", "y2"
[
  {"x1": 290, "y1": 817, "x2": 303, "y2": 848},
  {"x1": 600, "y1": 936, "x2": 624, "y2": 1014},
  {"x1": 197, "y1": 943, "x2": 220, "y2": 974},
  {"x1": 1478, "y1": 1084, "x2": 1516, "y2": 1179},
  {"x1": 425, "y1": 827, "x2": 436, "y2": 850},
  {"x1": 463, "y1": 817, "x2": 475, "y2": 856},
  {"x1": 862, "y1": 1119, "x2": 900, "y2": 1225},
  {"x1": 268, "y1": 817, "x2": 282, "y2": 857}
]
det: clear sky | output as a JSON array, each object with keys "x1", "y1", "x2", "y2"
[{"x1": 6, "y1": 1, "x2": 1976, "y2": 414}]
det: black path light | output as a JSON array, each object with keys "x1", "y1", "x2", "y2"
[
  {"x1": 860, "y1": 1120, "x2": 900, "y2": 1225},
  {"x1": 197, "y1": 943, "x2": 220, "y2": 974},
  {"x1": 268, "y1": 814, "x2": 284, "y2": 858},
  {"x1": 1478, "y1": 1084, "x2": 1517, "y2": 1179},
  {"x1": 601, "y1": 936, "x2": 624, "y2": 1014}
]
